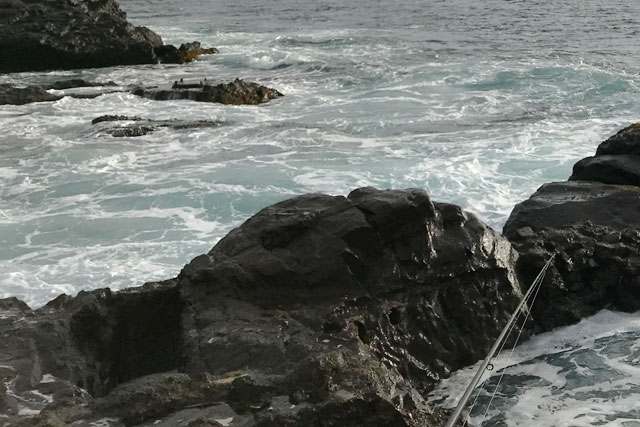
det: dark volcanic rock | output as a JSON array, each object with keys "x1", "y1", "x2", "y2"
[
  {"x1": 504, "y1": 124, "x2": 640, "y2": 333},
  {"x1": 0, "y1": 0, "x2": 160, "y2": 72},
  {"x1": 179, "y1": 188, "x2": 523, "y2": 395},
  {"x1": 133, "y1": 78, "x2": 284, "y2": 105},
  {"x1": 508, "y1": 223, "x2": 640, "y2": 333},
  {"x1": 0, "y1": 84, "x2": 62, "y2": 105},
  {"x1": 155, "y1": 41, "x2": 219, "y2": 64},
  {"x1": 503, "y1": 181, "x2": 640, "y2": 238},
  {"x1": 569, "y1": 123, "x2": 640, "y2": 186},
  {"x1": 571, "y1": 154, "x2": 640, "y2": 186},
  {"x1": 596, "y1": 123, "x2": 640, "y2": 156},
  {"x1": 91, "y1": 115, "x2": 142, "y2": 124},
  {"x1": 90, "y1": 115, "x2": 226, "y2": 137},
  {"x1": 0, "y1": 188, "x2": 521, "y2": 426},
  {"x1": 0, "y1": 0, "x2": 217, "y2": 72}
]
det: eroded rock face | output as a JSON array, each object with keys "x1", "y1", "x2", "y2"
[
  {"x1": 178, "y1": 187, "x2": 523, "y2": 421},
  {"x1": 508, "y1": 223, "x2": 640, "y2": 333},
  {"x1": 0, "y1": 188, "x2": 522, "y2": 426},
  {"x1": 0, "y1": 0, "x2": 159, "y2": 72},
  {"x1": 0, "y1": 0, "x2": 217, "y2": 72},
  {"x1": 133, "y1": 79, "x2": 284, "y2": 105}
]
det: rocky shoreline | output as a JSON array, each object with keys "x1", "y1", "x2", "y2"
[
  {"x1": 2, "y1": 126, "x2": 640, "y2": 426},
  {"x1": 2, "y1": 0, "x2": 640, "y2": 426}
]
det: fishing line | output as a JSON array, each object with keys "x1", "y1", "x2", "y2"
[
  {"x1": 461, "y1": 255, "x2": 552, "y2": 426},
  {"x1": 445, "y1": 252, "x2": 556, "y2": 427},
  {"x1": 479, "y1": 256, "x2": 552, "y2": 422}
]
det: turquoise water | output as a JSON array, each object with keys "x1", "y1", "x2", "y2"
[{"x1": 2, "y1": 2, "x2": 640, "y2": 422}]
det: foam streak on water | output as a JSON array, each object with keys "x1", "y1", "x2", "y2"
[
  {"x1": 431, "y1": 310, "x2": 640, "y2": 426},
  {"x1": 1, "y1": 0, "x2": 640, "y2": 311}
]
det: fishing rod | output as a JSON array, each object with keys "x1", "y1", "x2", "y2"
[{"x1": 443, "y1": 252, "x2": 556, "y2": 427}]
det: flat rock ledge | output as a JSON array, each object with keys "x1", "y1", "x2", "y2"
[
  {"x1": 0, "y1": 80, "x2": 121, "y2": 105},
  {"x1": 0, "y1": 0, "x2": 217, "y2": 72},
  {"x1": 504, "y1": 124, "x2": 640, "y2": 333},
  {"x1": 0, "y1": 187, "x2": 522, "y2": 427}
]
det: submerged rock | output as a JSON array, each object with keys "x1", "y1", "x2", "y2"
[
  {"x1": 0, "y1": 0, "x2": 217, "y2": 72},
  {"x1": 0, "y1": 82, "x2": 126, "y2": 105},
  {"x1": 90, "y1": 115, "x2": 226, "y2": 137},
  {"x1": 0, "y1": 188, "x2": 522, "y2": 426},
  {"x1": 44, "y1": 79, "x2": 118, "y2": 90},
  {"x1": 0, "y1": 84, "x2": 62, "y2": 105},
  {"x1": 133, "y1": 78, "x2": 284, "y2": 105}
]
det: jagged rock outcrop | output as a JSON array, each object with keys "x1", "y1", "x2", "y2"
[
  {"x1": 0, "y1": 0, "x2": 217, "y2": 73},
  {"x1": 133, "y1": 79, "x2": 284, "y2": 105},
  {"x1": 0, "y1": 188, "x2": 521, "y2": 426},
  {"x1": 508, "y1": 224, "x2": 640, "y2": 333},
  {"x1": 504, "y1": 124, "x2": 640, "y2": 332},
  {"x1": 155, "y1": 42, "x2": 219, "y2": 64},
  {"x1": 90, "y1": 115, "x2": 226, "y2": 137}
]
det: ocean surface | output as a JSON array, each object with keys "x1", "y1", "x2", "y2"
[{"x1": 1, "y1": 0, "x2": 640, "y2": 424}]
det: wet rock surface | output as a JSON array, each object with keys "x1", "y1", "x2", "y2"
[
  {"x1": 133, "y1": 78, "x2": 284, "y2": 105},
  {"x1": 570, "y1": 123, "x2": 640, "y2": 186},
  {"x1": 0, "y1": 188, "x2": 522, "y2": 426},
  {"x1": 91, "y1": 115, "x2": 226, "y2": 137},
  {"x1": 504, "y1": 125, "x2": 640, "y2": 332},
  {"x1": 503, "y1": 181, "x2": 640, "y2": 236},
  {"x1": 0, "y1": 0, "x2": 217, "y2": 72},
  {"x1": 508, "y1": 223, "x2": 640, "y2": 333}
]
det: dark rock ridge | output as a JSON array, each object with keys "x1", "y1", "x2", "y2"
[
  {"x1": 504, "y1": 124, "x2": 640, "y2": 333},
  {"x1": 0, "y1": 0, "x2": 217, "y2": 73},
  {"x1": 91, "y1": 115, "x2": 226, "y2": 137},
  {"x1": 0, "y1": 188, "x2": 522, "y2": 426},
  {"x1": 133, "y1": 78, "x2": 284, "y2": 105}
]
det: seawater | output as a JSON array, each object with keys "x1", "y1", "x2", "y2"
[
  {"x1": 1, "y1": 1, "x2": 640, "y2": 423},
  {"x1": 431, "y1": 310, "x2": 640, "y2": 426}
]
